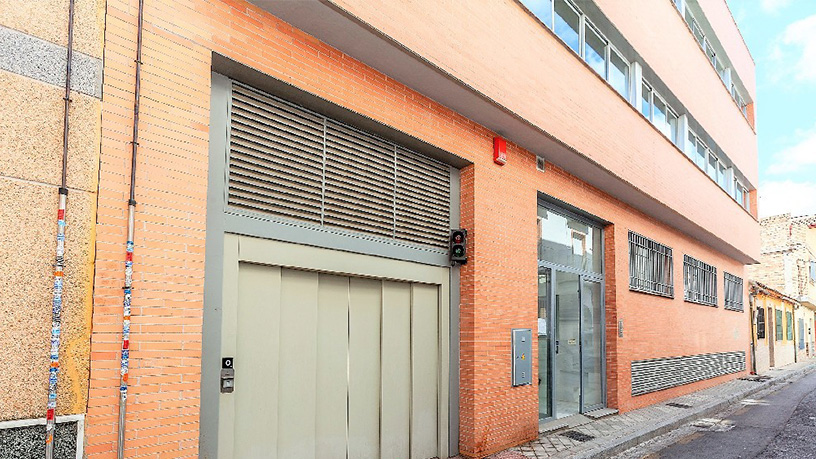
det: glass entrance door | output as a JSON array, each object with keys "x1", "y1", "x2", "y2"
[
  {"x1": 555, "y1": 271, "x2": 581, "y2": 418},
  {"x1": 537, "y1": 203, "x2": 605, "y2": 422}
]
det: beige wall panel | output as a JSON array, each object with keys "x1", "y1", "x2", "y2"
[
  {"x1": 0, "y1": 0, "x2": 105, "y2": 58},
  {"x1": 380, "y1": 281, "x2": 411, "y2": 459},
  {"x1": 0, "y1": 70, "x2": 100, "y2": 192},
  {"x1": 315, "y1": 274, "x2": 350, "y2": 459},
  {"x1": 411, "y1": 283, "x2": 439, "y2": 459},
  {"x1": 348, "y1": 277, "x2": 382, "y2": 459},
  {"x1": 277, "y1": 268, "x2": 319, "y2": 459},
  {"x1": 0, "y1": 178, "x2": 94, "y2": 420},
  {"x1": 233, "y1": 263, "x2": 281, "y2": 459}
]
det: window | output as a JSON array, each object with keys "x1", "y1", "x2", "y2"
[
  {"x1": 786, "y1": 311, "x2": 794, "y2": 341},
  {"x1": 684, "y1": 255, "x2": 717, "y2": 306},
  {"x1": 810, "y1": 261, "x2": 816, "y2": 282},
  {"x1": 707, "y1": 152, "x2": 719, "y2": 181},
  {"x1": 538, "y1": 206, "x2": 602, "y2": 273},
  {"x1": 554, "y1": 0, "x2": 580, "y2": 53},
  {"x1": 756, "y1": 307, "x2": 765, "y2": 339},
  {"x1": 641, "y1": 81, "x2": 678, "y2": 144},
  {"x1": 583, "y1": 22, "x2": 606, "y2": 76},
  {"x1": 734, "y1": 180, "x2": 749, "y2": 211},
  {"x1": 776, "y1": 309, "x2": 783, "y2": 341},
  {"x1": 629, "y1": 231, "x2": 674, "y2": 298},
  {"x1": 718, "y1": 162, "x2": 729, "y2": 190},
  {"x1": 608, "y1": 48, "x2": 629, "y2": 98},
  {"x1": 522, "y1": 0, "x2": 630, "y2": 100},
  {"x1": 799, "y1": 318, "x2": 806, "y2": 350},
  {"x1": 525, "y1": 0, "x2": 553, "y2": 28},
  {"x1": 724, "y1": 272, "x2": 743, "y2": 312}
]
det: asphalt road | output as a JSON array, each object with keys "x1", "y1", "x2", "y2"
[{"x1": 615, "y1": 370, "x2": 816, "y2": 459}]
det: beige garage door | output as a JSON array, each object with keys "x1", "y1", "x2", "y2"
[{"x1": 217, "y1": 235, "x2": 449, "y2": 459}]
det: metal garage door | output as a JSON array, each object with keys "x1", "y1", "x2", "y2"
[{"x1": 216, "y1": 235, "x2": 449, "y2": 459}]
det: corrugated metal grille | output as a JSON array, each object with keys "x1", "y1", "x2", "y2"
[
  {"x1": 631, "y1": 351, "x2": 745, "y2": 396},
  {"x1": 227, "y1": 83, "x2": 451, "y2": 248},
  {"x1": 628, "y1": 231, "x2": 674, "y2": 298},
  {"x1": 724, "y1": 272, "x2": 744, "y2": 312},
  {"x1": 684, "y1": 255, "x2": 717, "y2": 306}
]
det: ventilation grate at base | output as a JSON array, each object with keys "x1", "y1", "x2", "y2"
[
  {"x1": 666, "y1": 402, "x2": 692, "y2": 409},
  {"x1": 560, "y1": 430, "x2": 595, "y2": 442}
]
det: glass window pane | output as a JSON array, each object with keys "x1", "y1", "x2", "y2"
[
  {"x1": 522, "y1": 0, "x2": 553, "y2": 28},
  {"x1": 685, "y1": 131, "x2": 696, "y2": 159},
  {"x1": 581, "y1": 280, "x2": 603, "y2": 409},
  {"x1": 707, "y1": 152, "x2": 718, "y2": 180},
  {"x1": 695, "y1": 141, "x2": 707, "y2": 169},
  {"x1": 668, "y1": 111, "x2": 678, "y2": 144},
  {"x1": 609, "y1": 49, "x2": 629, "y2": 98},
  {"x1": 537, "y1": 206, "x2": 602, "y2": 273},
  {"x1": 554, "y1": 0, "x2": 580, "y2": 53},
  {"x1": 653, "y1": 96, "x2": 668, "y2": 136},
  {"x1": 583, "y1": 23, "x2": 606, "y2": 77},
  {"x1": 641, "y1": 84, "x2": 652, "y2": 119},
  {"x1": 718, "y1": 164, "x2": 728, "y2": 189}
]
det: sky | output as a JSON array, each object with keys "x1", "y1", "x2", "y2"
[{"x1": 727, "y1": 0, "x2": 816, "y2": 217}]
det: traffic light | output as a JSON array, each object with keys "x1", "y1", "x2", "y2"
[{"x1": 450, "y1": 229, "x2": 467, "y2": 265}]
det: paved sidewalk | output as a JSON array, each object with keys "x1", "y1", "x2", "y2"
[{"x1": 487, "y1": 359, "x2": 816, "y2": 459}]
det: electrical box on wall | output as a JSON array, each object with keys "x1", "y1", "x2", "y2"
[{"x1": 511, "y1": 328, "x2": 532, "y2": 386}]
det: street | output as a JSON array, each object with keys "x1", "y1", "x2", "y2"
[{"x1": 615, "y1": 371, "x2": 816, "y2": 459}]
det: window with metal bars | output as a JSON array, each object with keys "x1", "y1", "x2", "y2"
[
  {"x1": 684, "y1": 255, "x2": 717, "y2": 306},
  {"x1": 628, "y1": 231, "x2": 674, "y2": 298},
  {"x1": 756, "y1": 306, "x2": 765, "y2": 339},
  {"x1": 227, "y1": 82, "x2": 451, "y2": 248},
  {"x1": 723, "y1": 272, "x2": 744, "y2": 312}
]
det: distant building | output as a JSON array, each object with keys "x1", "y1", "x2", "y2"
[{"x1": 748, "y1": 214, "x2": 816, "y2": 367}]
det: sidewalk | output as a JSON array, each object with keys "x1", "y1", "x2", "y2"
[{"x1": 488, "y1": 359, "x2": 816, "y2": 459}]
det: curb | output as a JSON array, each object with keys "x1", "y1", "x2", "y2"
[{"x1": 558, "y1": 363, "x2": 816, "y2": 459}]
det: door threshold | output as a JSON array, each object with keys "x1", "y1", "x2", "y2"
[{"x1": 539, "y1": 414, "x2": 591, "y2": 434}]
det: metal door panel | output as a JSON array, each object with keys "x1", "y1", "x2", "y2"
[
  {"x1": 381, "y1": 281, "x2": 412, "y2": 459},
  {"x1": 411, "y1": 283, "x2": 439, "y2": 459}
]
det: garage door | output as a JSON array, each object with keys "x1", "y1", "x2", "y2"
[{"x1": 217, "y1": 235, "x2": 449, "y2": 459}]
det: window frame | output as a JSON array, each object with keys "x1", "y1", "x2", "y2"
[
  {"x1": 683, "y1": 254, "x2": 717, "y2": 307},
  {"x1": 786, "y1": 310, "x2": 794, "y2": 341},
  {"x1": 756, "y1": 306, "x2": 766, "y2": 339},
  {"x1": 776, "y1": 309, "x2": 784, "y2": 341},
  {"x1": 628, "y1": 231, "x2": 674, "y2": 298},
  {"x1": 723, "y1": 272, "x2": 744, "y2": 312}
]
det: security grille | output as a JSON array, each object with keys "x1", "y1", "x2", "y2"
[
  {"x1": 723, "y1": 272, "x2": 744, "y2": 312},
  {"x1": 628, "y1": 231, "x2": 674, "y2": 298},
  {"x1": 631, "y1": 351, "x2": 745, "y2": 396},
  {"x1": 684, "y1": 255, "x2": 717, "y2": 306},
  {"x1": 228, "y1": 82, "x2": 451, "y2": 248}
]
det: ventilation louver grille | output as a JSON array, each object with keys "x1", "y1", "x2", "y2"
[
  {"x1": 228, "y1": 83, "x2": 451, "y2": 248},
  {"x1": 631, "y1": 351, "x2": 745, "y2": 396}
]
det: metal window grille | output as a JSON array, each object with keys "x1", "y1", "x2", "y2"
[
  {"x1": 628, "y1": 231, "x2": 674, "y2": 298},
  {"x1": 227, "y1": 82, "x2": 451, "y2": 248},
  {"x1": 756, "y1": 307, "x2": 765, "y2": 339},
  {"x1": 723, "y1": 272, "x2": 744, "y2": 312},
  {"x1": 683, "y1": 254, "x2": 717, "y2": 306}
]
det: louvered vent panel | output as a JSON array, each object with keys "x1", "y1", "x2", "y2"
[
  {"x1": 631, "y1": 351, "x2": 745, "y2": 396},
  {"x1": 324, "y1": 120, "x2": 395, "y2": 237},
  {"x1": 228, "y1": 84, "x2": 324, "y2": 223},
  {"x1": 227, "y1": 82, "x2": 452, "y2": 249},
  {"x1": 396, "y1": 147, "x2": 450, "y2": 247}
]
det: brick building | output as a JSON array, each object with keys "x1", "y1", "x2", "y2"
[
  {"x1": 748, "y1": 214, "x2": 816, "y2": 366},
  {"x1": 0, "y1": 0, "x2": 760, "y2": 457}
]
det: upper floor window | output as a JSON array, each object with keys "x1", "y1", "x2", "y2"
[
  {"x1": 641, "y1": 81, "x2": 678, "y2": 144},
  {"x1": 522, "y1": 0, "x2": 630, "y2": 98}
]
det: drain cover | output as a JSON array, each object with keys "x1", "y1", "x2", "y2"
[
  {"x1": 739, "y1": 376, "x2": 771, "y2": 382},
  {"x1": 667, "y1": 402, "x2": 692, "y2": 409},
  {"x1": 561, "y1": 430, "x2": 595, "y2": 442}
]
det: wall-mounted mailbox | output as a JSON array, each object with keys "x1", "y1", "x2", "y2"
[
  {"x1": 221, "y1": 357, "x2": 235, "y2": 393},
  {"x1": 512, "y1": 328, "x2": 532, "y2": 386}
]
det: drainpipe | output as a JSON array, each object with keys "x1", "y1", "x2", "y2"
[
  {"x1": 45, "y1": 1, "x2": 76, "y2": 457},
  {"x1": 117, "y1": 0, "x2": 144, "y2": 457},
  {"x1": 748, "y1": 293, "x2": 757, "y2": 375}
]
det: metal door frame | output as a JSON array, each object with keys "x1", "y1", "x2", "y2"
[{"x1": 537, "y1": 201, "x2": 606, "y2": 424}]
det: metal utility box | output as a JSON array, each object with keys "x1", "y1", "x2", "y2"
[{"x1": 511, "y1": 328, "x2": 532, "y2": 386}]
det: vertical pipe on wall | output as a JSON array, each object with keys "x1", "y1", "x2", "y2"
[
  {"x1": 45, "y1": 0, "x2": 76, "y2": 457},
  {"x1": 117, "y1": 0, "x2": 145, "y2": 457}
]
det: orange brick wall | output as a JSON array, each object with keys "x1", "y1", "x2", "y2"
[{"x1": 87, "y1": 0, "x2": 750, "y2": 457}]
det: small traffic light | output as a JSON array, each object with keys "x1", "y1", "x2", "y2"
[{"x1": 450, "y1": 229, "x2": 467, "y2": 265}]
